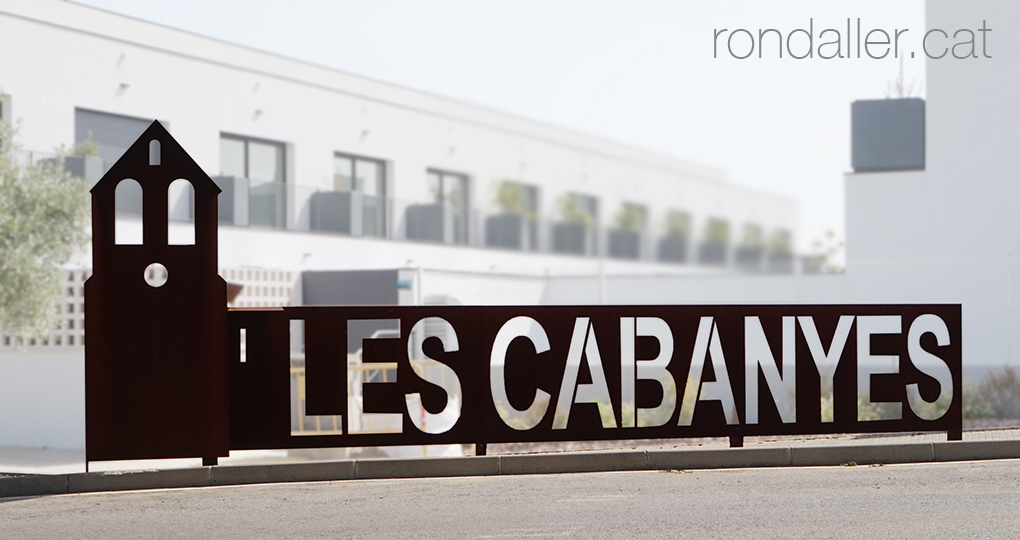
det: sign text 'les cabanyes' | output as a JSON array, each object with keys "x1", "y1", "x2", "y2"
[
  {"x1": 228, "y1": 305, "x2": 961, "y2": 454},
  {"x1": 85, "y1": 123, "x2": 961, "y2": 465}
]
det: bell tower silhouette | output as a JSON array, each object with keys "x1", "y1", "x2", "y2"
[{"x1": 85, "y1": 121, "x2": 228, "y2": 465}]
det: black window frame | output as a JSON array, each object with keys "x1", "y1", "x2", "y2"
[
  {"x1": 220, "y1": 132, "x2": 287, "y2": 183},
  {"x1": 426, "y1": 168, "x2": 471, "y2": 244},
  {"x1": 334, "y1": 151, "x2": 389, "y2": 238}
]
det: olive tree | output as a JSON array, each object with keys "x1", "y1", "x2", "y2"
[{"x1": 0, "y1": 119, "x2": 90, "y2": 339}]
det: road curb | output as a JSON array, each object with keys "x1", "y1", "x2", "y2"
[
  {"x1": 790, "y1": 443, "x2": 936, "y2": 467},
  {"x1": 2, "y1": 438, "x2": 1018, "y2": 498},
  {"x1": 933, "y1": 439, "x2": 1020, "y2": 462},
  {"x1": 210, "y1": 460, "x2": 356, "y2": 486},
  {"x1": 500, "y1": 450, "x2": 646, "y2": 476},
  {"x1": 647, "y1": 447, "x2": 792, "y2": 470}
]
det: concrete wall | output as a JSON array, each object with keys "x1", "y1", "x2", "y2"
[{"x1": 0, "y1": 351, "x2": 84, "y2": 449}]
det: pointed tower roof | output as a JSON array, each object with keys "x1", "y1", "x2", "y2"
[{"x1": 90, "y1": 120, "x2": 220, "y2": 196}]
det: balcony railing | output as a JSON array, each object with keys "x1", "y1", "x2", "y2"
[
  {"x1": 213, "y1": 176, "x2": 288, "y2": 229},
  {"x1": 25, "y1": 154, "x2": 800, "y2": 273},
  {"x1": 97, "y1": 172, "x2": 803, "y2": 274}
]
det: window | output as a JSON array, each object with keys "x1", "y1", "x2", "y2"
[
  {"x1": 736, "y1": 223, "x2": 765, "y2": 270},
  {"x1": 704, "y1": 217, "x2": 730, "y2": 244},
  {"x1": 334, "y1": 154, "x2": 384, "y2": 195},
  {"x1": 494, "y1": 180, "x2": 538, "y2": 219},
  {"x1": 659, "y1": 210, "x2": 692, "y2": 263},
  {"x1": 559, "y1": 193, "x2": 598, "y2": 228},
  {"x1": 221, "y1": 134, "x2": 287, "y2": 228},
  {"x1": 769, "y1": 229, "x2": 792, "y2": 253},
  {"x1": 427, "y1": 169, "x2": 469, "y2": 244},
  {"x1": 489, "y1": 180, "x2": 539, "y2": 250},
  {"x1": 665, "y1": 210, "x2": 691, "y2": 238},
  {"x1": 614, "y1": 202, "x2": 647, "y2": 233},
  {"x1": 607, "y1": 202, "x2": 646, "y2": 259},
  {"x1": 334, "y1": 153, "x2": 387, "y2": 237},
  {"x1": 75, "y1": 109, "x2": 151, "y2": 165},
  {"x1": 220, "y1": 135, "x2": 285, "y2": 183},
  {"x1": 765, "y1": 229, "x2": 794, "y2": 273},
  {"x1": 553, "y1": 193, "x2": 598, "y2": 256},
  {"x1": 699, "y1": 217, "x2": 731, "y2": 266},
  {"x1": 741, "y1": 223, "x2": 764, "y2": 248}
]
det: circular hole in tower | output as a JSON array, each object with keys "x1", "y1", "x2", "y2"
[{"x1": 144, "y1": 262, "x2": 168, "y2": 288}]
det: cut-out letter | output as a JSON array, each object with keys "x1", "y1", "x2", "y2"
[
  {"x1": 799, "y1": 316, "x2": 853, "y2": 423},
  {"x1": 857, "y1": 315, "x2": 903, "y2": 421},
  {"x1": 678, "y1": 317, "x2": 739, "y2": 426},
  {"x1": 621, "y1": 317, "x2": 676, "y2": 428},
  {"x1": 906, "y1": 314, "x2": 953, "y2": 420},
  {"x1": 490, "y1": 316, "x2": 551, "y2": 431},
  {"x1": 745, "y1": 316, "x2": 796, "y2": 424},
  {"x1": 552, "y1": 318, "x2": 616, "y2": 430},
  {"x1": 405, "y1": 317, "x2": 462, "y2": 434}
]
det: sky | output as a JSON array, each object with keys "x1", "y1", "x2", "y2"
[{"x1": 71, "y1": 0, "x2": 926, "y2": 253}]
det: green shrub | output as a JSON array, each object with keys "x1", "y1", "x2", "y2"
[{"x1": 973, "y1": 366, "x2": 1020, "y2": 418}]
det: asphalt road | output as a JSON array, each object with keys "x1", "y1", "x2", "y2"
[{"x1": 2, "y1": 459, "x2": 1019, "y2": 539}]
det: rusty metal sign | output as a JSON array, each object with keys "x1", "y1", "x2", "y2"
[
  {"x1": 230, "y1": 305, "x2": 961, "y2": 452},
  {"x1": 85, "y1": 121, "x2": 227, "y2": 464},
  {"x1": 85, "y1": 123, "x2": 962, "y2": 466}
]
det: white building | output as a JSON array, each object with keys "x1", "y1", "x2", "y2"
[
  {"x1": 0, "y1": 0, "x2": 797, "y2": 282},
  {"x1": 0, "y1": 0, "x2": 799, "y2": 451}
]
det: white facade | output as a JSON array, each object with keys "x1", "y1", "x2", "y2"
[
  {"x1": 839, "y1": 0, "x2": 1020, "y2": 367},
  {"x1": 0, "y1": 0, "x2": 796, "y2": 280}
]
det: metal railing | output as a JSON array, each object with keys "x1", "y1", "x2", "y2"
[{"x1": 26, "y1": 153, "x2": 802, "y2": 273}]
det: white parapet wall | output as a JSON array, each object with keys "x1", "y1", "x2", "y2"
[{"x1": 0, "y1": 350, "x2": 84, "y2": 449}]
